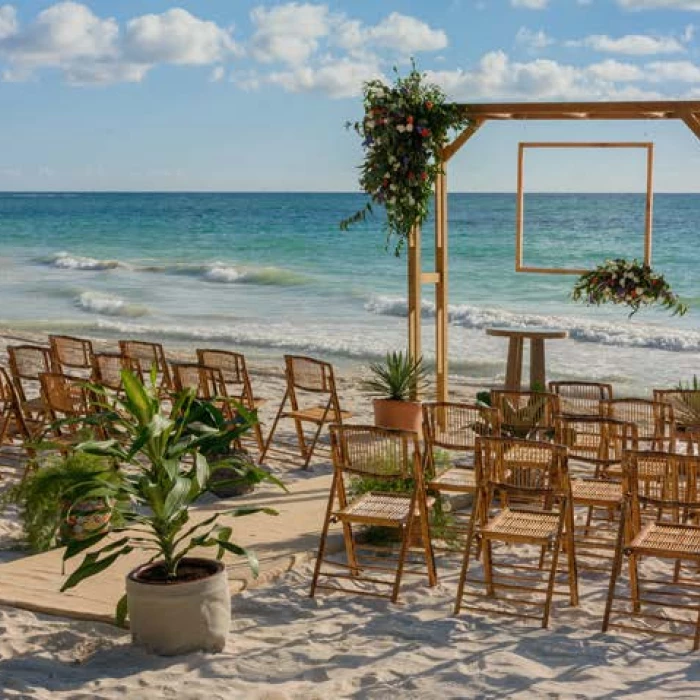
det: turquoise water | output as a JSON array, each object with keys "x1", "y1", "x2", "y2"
[{"x1": 0, "y1": 192, "x2": 698, "y2": 393}]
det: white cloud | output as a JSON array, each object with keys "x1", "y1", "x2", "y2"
[
  {"x1": 209, "y1": 65, "x2": 225, "y2": 83},
  {"x1": 362, "y1": 12, "x2": 447, "y2": 53},
  {"x1": 250, "y1": 3, "x2": 330, "y2": 65},
  {"x1": 0, "y1": 4, "x2": 17, "y2": 40},
  {"x1": 511, "y1": 0, "x2": 549, "y2": 8},
  {"x1": 618, "y1": 0, "x2": 700, "y2": 9},
  {"x1": 646, "y1": 59, "x2": 700, "y2": 81},
  {"x1": 426, "y1": 51, "x2": 674, "y2": 101},
  {"x1": 587, "y1": 59, "x2": 644, "y2": 81},
  {"x1": 515, "y1": 27, "x2": 554, "y2": 51},
  {"x1": 124, "y1": 8, "x2": 239, "y2": 66},
  {"x1": 268, "y1": 56, "x2": 382, "y2": 98},
  {"x1": 569, "y1": 33, "x2": 685, "y2": 54}
]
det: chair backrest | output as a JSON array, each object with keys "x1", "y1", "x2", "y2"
[
  {"x1": 475, "y1": 435, "x2": 570, "y2": 504},
  {"x1": 0, "y1": 367, "x2": 30, "y2": 441},
  {"x1": 549, "y1": 381, "x2": 613, "y2": 416},
  {"x1": 653, "y1": 389, "x2": 700, "y2": 430},
  {"x1": 49, "y1": 335, "x2": 94, "y2": 375},
  {"x1": 39, "y1": 372, "x2": 91, "y2": 420},
  {"x1": 554, "y1": 415, "x2": 637, "y2": 470},
  {"x1": 490, "y1": 390, "x2": 560, "y2": 438},
  {"x1": 92, "y1": 352, "x2": 143, "y2": 392},
  {"x1": 196, "y1": 348, "x2": 254, "y2": 403},
  {"x1": 285, "y1": 355, "x2": 334, "y2": 393},
  {"x1": 119, "y1": 340, "x2": 172, "y2": 389},
  {"x1": 423, "y1": 402, "x2": 501, "y2": 452},
  {"x1": 7, "y1": 344, "x2": 53, "y2": 401},
  {"x1": 602, "y1": 398, "x2": 674, "y2": 450},
  {"x1": 173, "y1": 363, "x2": 227, "y2": 400},
  {"x1": 622, "y1": 450, "x2": 700, "y2": 531},
  {"x1": 329, "y1": 424, "x2": 420, "y2": 483}
]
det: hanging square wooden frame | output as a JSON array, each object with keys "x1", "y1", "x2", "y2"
[{"x1": 516, "y1": 142, "x2": 654, "y2": 274}]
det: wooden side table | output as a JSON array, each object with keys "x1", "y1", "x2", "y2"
[{"x1": 486, "y1": 327, "x2": 568, "y2": 391}]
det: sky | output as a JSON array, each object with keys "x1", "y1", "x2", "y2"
[{"x1": 0, "y1": 0, "x2": 699, "y2": 192}]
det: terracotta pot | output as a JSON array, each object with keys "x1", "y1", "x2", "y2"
[
  {"x1": 373, "y1": 399, "x2": 423, "y2": 437},
  {"x1": 126, "y1": 558, "x2": 230, "y2": 656}
]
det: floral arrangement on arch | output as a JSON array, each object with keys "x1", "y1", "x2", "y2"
[
  {"x1": 340, "y1": 64, "x2": 470, "y2": 255},
  {"x1": 571, "y1": 258, "x2": 688, "y2": 317}
]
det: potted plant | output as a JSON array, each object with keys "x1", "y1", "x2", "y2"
[
  {"x1": 181, "y1": 398, "x2": 261, "y2": 499},
  {"x1": 364, "y1": 351, "x2": 428, "y2": 434},
  {"x1": 60, "y1": 370, "x2": 281, "y2": 656},
  {"x1": 0, "y1": 452, "x2": 119, "y2": 553}
]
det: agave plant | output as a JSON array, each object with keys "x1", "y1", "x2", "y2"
[
  {"x1": 58, "y1": 369, "x2": 281, "y2": 624},
  {"x1": 364, "y1": 351, "x2": 428, "y2": 401}
]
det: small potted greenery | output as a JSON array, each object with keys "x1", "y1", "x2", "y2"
[
  {"x1": 364, "y1": 351, "x2": 428, "y2": 434},
  {"x1": 0, "y1": 452, "x2": 119, "y2": 552},
  {"x1": 60, "y1": 370, "x2": 281, "y2": 656}
]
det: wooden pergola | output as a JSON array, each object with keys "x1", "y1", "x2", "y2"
[{"x1": 408, "y1": 100, "x2": 700, "y2": 402}]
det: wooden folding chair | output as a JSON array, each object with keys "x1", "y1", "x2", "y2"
[
  {"x1": 7, "y1": 344, "x2": 53, "y2": 420},
  {"x1": 653, "y1": 389, "x2": 700, "y2": 454},
  {"x1": 422, "y1": 402, "x2": 500, "y2": 545},
  {"x1": 196, "y1": 348, "x2": 265, "y2": 452},
  {"x1": 49, "y1": 334, "x2": 95, "y2": 378},
  {"x1": 549, "y1": 381, "x2": 613, "y2": 417},
  {"x1": 39, "y1": 372, "x2": 102, "y2": 452},
  {"x1": 602, "y1": 398, "x2": 675, "y2": 452},
  {"x1": 310, "y1": 424, "x2": 436, "y2": 602},
  {"x1": 603, "y1": 450, "x2": 700, "y2": 650},
  {"x1": 0, "y1": 366, "x2": 37, "y2": 452},
  {"x1": 92, "y1": 352, "x2": 143, "y2": 395},
  {"x1": 260, "y1": 355, "x2": 352, "y2": 469},
  {"x1": 455, "y1": 436, "x2": 578, "y2": 628},
  {"x1": 555, "y1": 415, "x2": 637, "y2": 558},
  {"x1": 119, "y1": 340, "x2": 173, "y2": 391},
  {"x1": 491, "y1": 390, "x2": 560, "y2": 440}
]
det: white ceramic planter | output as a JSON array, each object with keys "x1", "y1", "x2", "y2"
[{"x1": 126, "y1": 558, "x2": 231, "y2": 656}]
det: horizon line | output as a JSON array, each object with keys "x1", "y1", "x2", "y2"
[{"x1": 1, "y1": 190, "x2": 700, "y2": 195}]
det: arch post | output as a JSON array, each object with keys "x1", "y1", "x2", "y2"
[
  {"x1": 435, "y1": 169, "x2": 448, "y2": 404},
  {"x1": 407, "y1": 224, "x2": 422, "y2": 400}
]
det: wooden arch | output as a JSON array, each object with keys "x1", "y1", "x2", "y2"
[{"x1": 408, "y1": 100, "x2": 700, "y2": 402}]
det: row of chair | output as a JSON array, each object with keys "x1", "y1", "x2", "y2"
[{"x1": 310, "y1": 417, "x2": 700, "y2": 649}]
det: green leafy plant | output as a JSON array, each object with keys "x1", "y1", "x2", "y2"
[
  {"x1": 0, "y1": 452, "x2": 119, "y2": 553},
  {"x1": 500, "y1": 395, "x2": 548, "y2": 439},
  {"x1": 364, "y1": 351, "x2": 428, "y2": 401},
  {"x1": 58, "y1": 370, "x2": 281, "y2": 624},
  {"x1": 572, "y1": 258, "x2": 688, "y2": 317},
  {"x1": 340, "y1": 62, "x2": 470, "y2": 255}
]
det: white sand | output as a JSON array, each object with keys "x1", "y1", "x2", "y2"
[{"x1": 1, "y1": 329, "x2": 699, "y2": 698}]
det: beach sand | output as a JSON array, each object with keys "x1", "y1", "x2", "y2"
[{"x1": 1, "y1": 329, "x2": 699, "y2": 698}]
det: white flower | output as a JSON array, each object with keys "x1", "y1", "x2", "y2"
[
  {"x1": 366, "y1": 120, "x2": 375, "y2": 130},
  {"x1": 389, "y1": 184, "x2": 396, "y2": 191},
  {"x1": 396, "y1": 125, "x2": 406, "y2": 133},
  {"x1": 393, "y1": 162, "x2": 400, "y2": 170},
  {"x1": 388, "y1": 155, "x2": 396, "y2": 164},
  {"x1": 636, "y1": 287, "x2": 644, "y2": 296},
  {"x1": 406, "y1": 123, "x2": 413, "y2": 132},
  {"x1": 384, "y1": 172, "x2": 390, "y2": 179}
]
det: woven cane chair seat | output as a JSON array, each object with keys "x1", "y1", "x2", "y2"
[
  {"x1": 571, "y1": 479, "x2": 622, "y2": 506},
  {"x1": 428, "y1": 467, "x2": 476, "y2": 492},
  {"x1": 480, "y1": 508, "x2": 561, "y2": 544},
  {"x1": 286, "y1": 406, "x2": 352, "y2": 423},
  {"x1": 335, "y1": 492, "x2": 412, "y2": 525},
  {"x1": 628, "y1": 522, "x2": 700, "y2": 558}
]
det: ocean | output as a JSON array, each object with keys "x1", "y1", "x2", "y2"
[{"x1": 0, "y1": 192, "x2": 697, "y2": 394}]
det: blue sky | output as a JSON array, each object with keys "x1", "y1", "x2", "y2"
[{"x1": 0, "y1": 0, "x2": 699, "y2": 192}]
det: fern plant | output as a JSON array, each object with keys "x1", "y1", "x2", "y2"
[{"x1": 364, "y1": 351, "x2": 428, "y2": 401}]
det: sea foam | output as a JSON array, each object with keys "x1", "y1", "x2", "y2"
[
  {"x1": 77, "y1": 292, "x2": 148, "y2": 318},
  {"x1": 49, "y1": 252, "x2": 122, "y2": 271},
  {"x1": 365, "y1": 295, "x2": 700, "y2": 353}
]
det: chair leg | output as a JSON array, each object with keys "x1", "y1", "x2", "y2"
[
  {"x1": 629, "y1": 553, "x2": 641, "y2": 613},
  {"x1": 259, "y1": 391, "x2": 288, "y2": 465},
  {"x1": 392, "y1": 521, "x2": 412, "y2": 603},
  {"x1": 542, "y1": 539, "x2": 561, "y2": 629},
  {"x1": 694, "y1": 602, "x2": 700, "y2": 651},
  {"x1": 342, "y1": 521, "x2": 359, "y2": 577},
  {"x1": 417, "y1": 508, "x2": 437, "y2": 587},
  {"x1": 454, "y1": 499, "x2": 480, "y2": 615},
  {"x1": 483, "y1": 540, "x2": 495, "y2": 597},
  {"x1": 603, "y1": 502, "x2": 628, "y2": 632},
  {"x1": 310, "y1": 477, "x2": 338, "y2": 598},
  {"x1": 565, "y1": 499, "x2": 579, "y2": 607},
  {"x1": 301, "y1": 419, "x2": 327, "y2": 471}
]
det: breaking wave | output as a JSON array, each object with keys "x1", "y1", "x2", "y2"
[
  {"x1": 365, "y1": 295, "x2": 700, "y2": 353},
  {"x1": 47, "y1": 251, "x2": 123, "y2": 271},
  {"x1": 77, "y1": 292, "x2": 149, "y2": 318}
]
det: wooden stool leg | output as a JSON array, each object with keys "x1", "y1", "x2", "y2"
[
  {"x1": 505, "y1": 338, "x2": 524, "y2": 391},
  {"x1": 530, "y1": 338, "x2": 546, "y2": 390}
]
